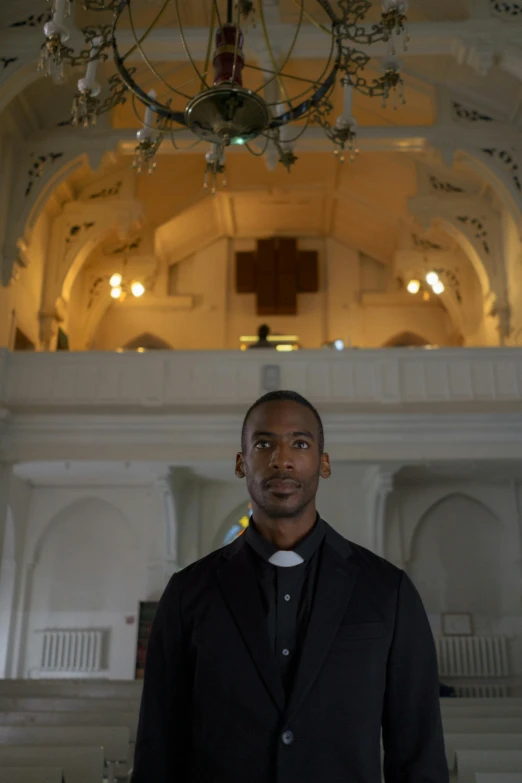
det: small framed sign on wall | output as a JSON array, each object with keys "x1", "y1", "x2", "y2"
[{"x1": 442, "y1": 612, "x2": 474, "y2": 636}]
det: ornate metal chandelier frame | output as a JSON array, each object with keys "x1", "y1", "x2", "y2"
[{"x1": 39, "y1": 0, "x2": 409, "y2": 187}]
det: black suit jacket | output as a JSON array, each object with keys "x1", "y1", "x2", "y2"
[{"x1": 132, "y1": 521, "x2": 449, "y2": 783}]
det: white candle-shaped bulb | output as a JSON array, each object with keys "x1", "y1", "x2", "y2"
[
  {"x1": 54, "y1": 0, "x2": 67, "y2": 27},
  {"x1": 144, "y1": 89, "x2": 156, "y2": 135},
  {"x1": 342, "y1": 79, "x2": 353, "y2": 120},
  {"x1": 85, "y1": 37, "x2": 102, "y2": 90}
]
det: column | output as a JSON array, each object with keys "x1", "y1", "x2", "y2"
[
  {"x1": 363, "y1": 465, "x2": 396, "y2": 557},
  {"x1": 155, "y1": 474, "x2": 180, "y2": 586}
]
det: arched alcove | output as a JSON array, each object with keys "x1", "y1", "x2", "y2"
[
  {"x1": 23, "y1": 497, "x2": 142, "y2": 679},
  {"x1": 383, "y1": 331, "x2": 430, "y2": 347},
  {"x1": 407, "y1": 493, "x2": 505, "y2": 622},
  {"x1": 122, "y1": 333, "x2": 174, "y2": 351}
]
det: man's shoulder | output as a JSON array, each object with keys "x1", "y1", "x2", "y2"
[
  {"x1": 324, "y1": 521, "x2": 403, "y2": 584},
  {"x1": 169, "y1": 539, "x2": 239, "y2": 586}
]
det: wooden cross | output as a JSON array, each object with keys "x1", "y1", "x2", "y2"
[{"x1": 235, "y1": 237, "x2": 318, "y2": 315}]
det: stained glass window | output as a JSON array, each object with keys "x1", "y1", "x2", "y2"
[{"x1": 222, "y1": 504, "x2": 252, "y2": 545}]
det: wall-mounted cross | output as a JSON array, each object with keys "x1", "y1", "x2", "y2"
[{"x1": 235, "y1": 237, "x2": 318, "y2": 315}]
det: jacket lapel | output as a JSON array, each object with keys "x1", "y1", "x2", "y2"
[
  {"x1": 285, "y1": 534, "x2": 360, "y2": 722},
  {"x1": 217, "y1": 539, "x2": 286, "y2": 714}
]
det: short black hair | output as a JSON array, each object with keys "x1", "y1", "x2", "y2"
[
  {"x1": 241, "y1": 390, "x2": 325, "y2": 453},
  {"x1": 258, "y1": 324, "x2": 270, "y2": 339}
]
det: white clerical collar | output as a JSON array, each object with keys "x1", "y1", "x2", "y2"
[{"x1": 267, "y1": 550, "x2": 305, "y2": 567}]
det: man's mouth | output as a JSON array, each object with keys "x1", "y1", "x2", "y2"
[{"x1": 265, "y1": 478, "x2": 300, "y2": 493}]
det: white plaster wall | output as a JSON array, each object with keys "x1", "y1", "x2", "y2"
[
  {"x1": 385, "y1": 480, "x2": 522, "y2": 676},
  {"x1": 16, "y1": 483, "x2": 165, "y2": 679}
]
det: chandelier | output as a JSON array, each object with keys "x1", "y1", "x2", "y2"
[{"x1": 39, "y1": 0, "x2": 409, "y2": 187}]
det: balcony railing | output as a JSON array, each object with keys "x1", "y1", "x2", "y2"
[{"x1": 1, "y1": 347, "x2": 522, "y2": 412}]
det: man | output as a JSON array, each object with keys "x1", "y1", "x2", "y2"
[
  {"x1": 132, "y1": 390, "x2": 449, "y2": 783},
  {"x1": 248, "y1": 323, "x2": 275, "y2": 349}
]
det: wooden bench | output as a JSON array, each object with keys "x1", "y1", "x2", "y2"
[
  {"x1": 474, "y1": 775, "x2": 522, "y2": 782},
  {"x1": 0, "y1": 681, "x2": 142, "y2": 699},
  {"x1": 0, "y1": 710, "x2": 139, "y2": 739},
  {"x1": 445, "y1": 733, "x2": 522, "y2": 769},
  {"x1": 0, "y1": 746, "x2": 104, "y2": 783},
  {"x1": 441, "y1": 705, "x2": 522, "y2": 719},
  {"x1": 0, "y1": 769, "x2": 64, "y2": 783},
  {"x1": 457, "y1": 750, "x2": 522, "y2": 782},
  {"x1": 0, "y1": 696, "x2": 140, "y2": 713},
  {"x1": 443, "y1": 718, "x2": 522, "y2": 734},
  {"x1": 0, "y1": 725, "x2": 131, "y2": 764}
]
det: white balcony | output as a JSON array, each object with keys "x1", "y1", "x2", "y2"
[{"x1": 2, "y1": 347, "x2": 522, "y2": 462}]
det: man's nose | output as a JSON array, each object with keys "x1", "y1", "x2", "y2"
[{"x1": 269, "y1": 444, "x2": 294, "y2": 470}]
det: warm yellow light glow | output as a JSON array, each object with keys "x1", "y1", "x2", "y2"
[
  {"x1": 276, "y1": 344, "x2": 295, "y2": 352},
  {"x1": 131, "y1": 281, "x2": 145, "y2": 297},
  {"x1": 137, "y1": 347, "x2": 146, "y2": 353},
  {"x1": 406, "y1": 279, "x2": 420, "y2": 294},
  {"x1": 422, "y1": 291, "x2": 430, "y2": 301},
  {"x1": 110, "y1": 286, "x2": 122, "y2": 299},
  {"x1": 426, "y1": 271, "x2": 439, "y2": 286},
  {"x1": 109, "y1": 273, "x2": 122, "y2": 288},
  {"x1": 240, "y1": 335, "x2": 299, "y2": 343},
  {"x1": 432, "y1": 280, "x2": 445, "y2": 295}
]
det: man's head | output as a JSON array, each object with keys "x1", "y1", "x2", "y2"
[
  {"x1": 236, "y1": 391, "x2": 331, "y2": 520},
  {"x1": 258, "y1": 324, "x2": 270, "y2": 340}
]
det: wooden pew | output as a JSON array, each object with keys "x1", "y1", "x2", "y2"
[
  {"x1": 445, "y1": 732, "x2": 522, "y2": 766},
  {"x1": 0, "y1": 709, "x2": 139, "y2": 739},
  {"x1": 441, "y1": 705, "x2": 522, "y2": 719},
  {"x1": 0, "y1": 746, "x2": 104, "y2": 783},
  {"x1": 0, "y1": 696, "x2": 140, "y2": 713},
  {"x1": 457, "y1": 750, "x2": 522, "y2": 782},
  {"x1": 0, "y1": 725, "x2": 130, "y2": 765},
  {"x1": 442, "y1": 718, "x2": 522, "y2": 734},
  {"x1": 0, "y1": 769, "x2": 63, "y2": 783},
  {"x1": 0, "y1": 680, "x2": 142, "y2": 699},
  {"x1": 474, "y1": 775, "x2": 522, "y2": 782}
]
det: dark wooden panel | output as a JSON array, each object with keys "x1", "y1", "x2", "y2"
[
  {"x1": 236, "y1": 251, "x2": 256, "y2": 293},
  {"x1": 256, "y1": 238, "x2": 277, "y2": 315},
  {"x1": 276, "y1": 237, "x2": 298, "y2": 314},
  {"x1": 297, "y1": 250, "x2": 319, "y2": 293}
]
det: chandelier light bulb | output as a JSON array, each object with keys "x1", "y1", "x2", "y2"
[
  {"x1": 109, "y1": 273, "x2": 122, "y2": 288},
  {"x1": 432, "y1": 280, "x2": 445, "y2": 295},
  {"x1": 407, "y1": 279, "x2": 420, "y2": 294},
  {"x1": 426, "y1": 271, "x2": 439, "y2": 286},
  {"x1": 131, "y1": 281, "x2": 145, "y2": 298},
  {"x1": 110, "y1": 286, "x2": 122, "y2": 299}
]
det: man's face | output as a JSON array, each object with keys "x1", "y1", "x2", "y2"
[{"x1": 236, "y1": 400, "x2": 331, "y2": 519}]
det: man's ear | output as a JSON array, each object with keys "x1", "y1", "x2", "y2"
[
  {"x1": 235, "y1": 452, "x2": 246, "y2": 479},
  {"x1": 319, "y1": 452, "x2": 331, "y2": 480}
]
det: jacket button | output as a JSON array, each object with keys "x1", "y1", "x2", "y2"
[{"x1": 281, "y1": 730, "x2": 294, "y2": 746}]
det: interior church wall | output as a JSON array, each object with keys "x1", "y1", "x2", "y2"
[
  {"x1": 386, "y1": 480, "x2": 522, "y2": 677},
  {"x1": 14, "y1": 484, "x2": 164, "y2": 680},
  {"x1": 86, "y1": 236, "x2": 454, "y2": 351},
  {"x1": 502, "y1": 208, "x2": 522, "y2": 345},
  {"x1": 0, "y1": 211, "x2": 51, "y2": 350}
]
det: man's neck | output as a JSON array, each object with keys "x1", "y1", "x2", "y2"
[{"x1": 251, "y1": 508, "x2": 317, "y2": 550}]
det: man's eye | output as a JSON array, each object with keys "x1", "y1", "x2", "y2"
[
  {"x1": 295, "y1": 441, "x2": 310, "y2": 449},
  {"x1": 255, "y1": 441, "x2": 271, "y2": 449}
]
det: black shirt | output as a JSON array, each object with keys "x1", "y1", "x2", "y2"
[{"x1": 244, "y1": 516, "x2": 326, "y2": 695}]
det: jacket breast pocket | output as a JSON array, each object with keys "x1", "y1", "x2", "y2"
[{"x1": 337, "y1": 621, "x2": 385, "y2": 639}]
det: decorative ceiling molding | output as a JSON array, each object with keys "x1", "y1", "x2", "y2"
[{"x1": 490, "y1": 1, "x2": 522, "y2": 18}]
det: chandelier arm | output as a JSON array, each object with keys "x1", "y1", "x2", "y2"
[
  {"x1": 255, "y1": 0, "x2": 292, "y2": 107},
  {"x1": 313, "y1": 0, "x2": 341, "y2": 24},
  {"x1": 231, "y1": 0, "x2": 243, "y2": 90},
  {"x1": 245, "y1": 134, "x2": 270, "y2": 156},
  {"x1": 120, "y1": 0, "x2": 171, "y2": 63},
  {"x1": 174, "y1": 0, "x2": 210, "y2": 91},
  {"x1": 203, "y1": 3, "x2": 217, "y2": 84},
  {"x1": 111, "y1": 6, "x2": 191, "y2": 115},
  {"x1": 263, "y1": 25, "x2": 336, "y2": 112},
  {"x1": 170, "y1": 132, "x2": 202, "y2": 151},
  {"x1": 291, "y1": 0, "x2": 332, "y2": 34},
  {"x1": 254, "y1": 0, "x2": 305, "y2": 101},
  {"x1": 112, "y1": 42, "x2": 187, "y2": 125},
  {"x1": 267, "y1": 58, "x2": 339, "y2": 127}
]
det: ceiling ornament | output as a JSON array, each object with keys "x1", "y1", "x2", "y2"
[{"x1": 37, "y1": 0, "x2": 409, "y2": 186}]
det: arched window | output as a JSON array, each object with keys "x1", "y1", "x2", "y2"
[
  {"x1": 122, "y1": 333, "x2": 173, "y2": 351},
  {"x1": 222, "y1": 504, "x2": 252, "y2": 546}
]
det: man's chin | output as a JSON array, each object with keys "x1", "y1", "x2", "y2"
[{"x1": 260, "y1": 498, "x2": 305, "y2": 520}]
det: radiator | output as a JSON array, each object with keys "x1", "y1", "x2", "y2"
[
  {"x1": 40, "y1": 629, "x2": 105, "y2": 673},
  {"x1": 435, "y1": 636, "x2": 510, "y2": 678}
]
